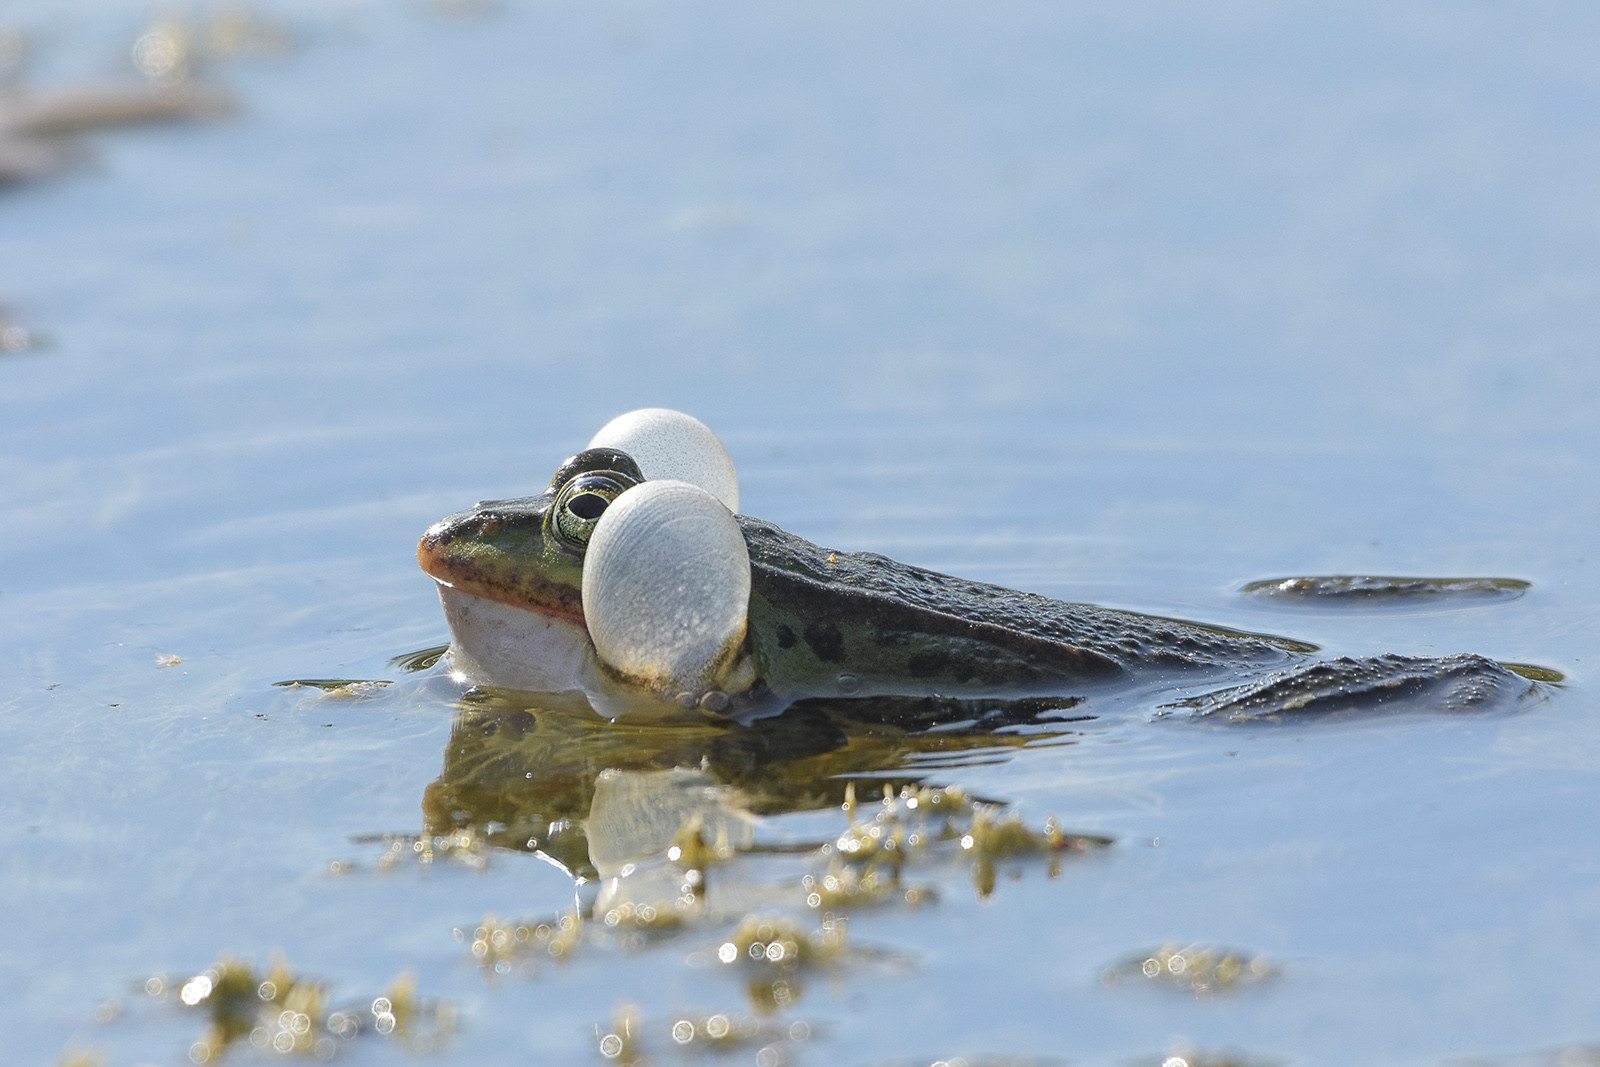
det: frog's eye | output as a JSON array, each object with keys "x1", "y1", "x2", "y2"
[
  {"x1": 588, "y1": 408, "x2": 740, "y2": 513},
  {"x1": 552, "y1": 472, "x2": 630, "y2": 550}
]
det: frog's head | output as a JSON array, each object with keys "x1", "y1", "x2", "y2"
[
  {"x1": 417, "y1": 411, "x2": 752, "y2": 703},
  {"x1": 416, "y1": 446, "x2": 645, "y2": 627}
]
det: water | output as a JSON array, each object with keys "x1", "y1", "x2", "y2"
[{"x1": 2, "y1": 2, "x2": 1598, "y2": 1064}]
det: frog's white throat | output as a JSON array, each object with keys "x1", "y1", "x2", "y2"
[{"x1": 436, "y1": 584, "x2": 593, "y2": 693}]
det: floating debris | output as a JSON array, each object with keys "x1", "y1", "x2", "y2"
[
  {"x1": 1240, "y1": 575, "x2": 1530, "y2": 605},
  {"x1": 0, "y1": 132, "x2": 80, "y2": 185},
  {"x1": 274, "y1": 678, "x2": 394, "y2": 698},
  {"x1": 0, "y1": 82, "x2": 232, "y2": 139},
  {"x1": 1102, "y1": 943, "x2": 1277, "y2": 996},
  {"x1": 0, "y1": 9, "x2": 296, "y2": 192}
]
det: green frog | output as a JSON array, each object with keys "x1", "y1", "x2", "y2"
[{"x1": 417, "y1": 410, "x2": 1547, "y2": 722}]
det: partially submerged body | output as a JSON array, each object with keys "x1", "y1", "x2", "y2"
[{"x1": 417, "y1": 410, "x2": 1551, "y2": 723}]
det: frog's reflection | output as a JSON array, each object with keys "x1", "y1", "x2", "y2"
[{"x1": 421, "y1": 688, "x2": 1089, "y2": 881}]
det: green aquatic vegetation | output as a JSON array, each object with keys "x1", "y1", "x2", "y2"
[
  {"x1": 801, "y1": 783, "x2": 945, "y2": 907},
  {"x1": 141, "y1": 956, "x2": 452, "y2": 1060},
  {"x1": 595, "y1": 1002, "x2": 813, "y2": 1065},
  {"x1": 960, "y1": 808, "x2": 1112, "y2": 898},
  {"x1": 462, "y1": 899, "x2": 695, "y2": 979},
  {"x1": 595, "y1": 1003, "x2": 645, "y2": 1066},
  {"x1": 832, "y1": 789, "x2": 920, "y2": 873},
  {"x1": 272, "y1": 678, "x2": 393, "y2": 698},
  {"x1": 600, "y1": 899, "x2": 689, "y2": 935},
  {"x1": 459, "y1": 911, "x2": 585, "y2": 977},
  {"x1": 813, "y1": 783, "x2": 1111, "y2": 902},
  {"x1": 666, "y1": 812, "x2": 742, "y2": 872},
  {"x1": 1102, "y1": 943, "x2": 1277, "y2": 996},
  {"x1": 716, "y1": 914, "x2": 849, "y2": 972},
  {"x1": 713, "y1": 915, "x2": 850, "y2": 1014},
  {"x1": 892, "y1": 783, "x2": 975, "y2": 817},
  {"x1": 332, "y1": 828, "x2": 492, "y2": 873},
  {"x1": 801, "y1": 861, "x2": 935, "y2": 911}
]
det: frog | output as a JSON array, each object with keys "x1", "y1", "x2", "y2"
[{"x1": 417, "y1": 409, "x2": 1549, "y2": 722}]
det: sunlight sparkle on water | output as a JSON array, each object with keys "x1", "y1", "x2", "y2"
[{"x1": 178, "y1": 974, "x2": 212, "y2": 1006}]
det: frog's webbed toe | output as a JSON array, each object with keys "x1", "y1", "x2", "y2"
[
  {"x1": 581, "y1": 479, "x2": 752, "y2": 698},
  {"x1": 588, "y1": 407, "x2": 740, "y2": 513}
]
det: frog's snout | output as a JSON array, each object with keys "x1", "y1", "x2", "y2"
[{"x1": 416, "y1": 516, "x2": 465, "y2": 582}]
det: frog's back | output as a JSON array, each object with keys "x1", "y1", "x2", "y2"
[{"x1": 738, "y1": 517, "x2": 1313, "y2": 699}]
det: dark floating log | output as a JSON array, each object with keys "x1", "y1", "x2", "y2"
[{"x1": 1241, "y1": 575, "x2": 1530, "y2": 604}]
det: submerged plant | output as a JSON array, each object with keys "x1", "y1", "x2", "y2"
[
  {"x1": 1102, "y1": 943, "x2": 1278, "y2": 996},
  {"x1": 142, "y1": 955, "x2": 453, "y2": 1060},
  {"x1": 595, "y1": 1002, "x2": 813, "y2": 1064}
]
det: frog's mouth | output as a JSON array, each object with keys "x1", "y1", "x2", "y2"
[
  {"x1": 417, "y1": 511, "x2": 600, "y2": 693},
  {"x1": 416, "y1": 513, "x2": 587, "y2": 628}
]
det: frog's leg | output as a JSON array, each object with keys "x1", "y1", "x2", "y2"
[{"x1": 1157, "y1": 652, "x2": 1555, "y2": 721}]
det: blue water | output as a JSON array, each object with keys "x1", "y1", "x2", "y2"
[{"x1": 3, "y1": 2, "x2": 1598, "y2": 1064}]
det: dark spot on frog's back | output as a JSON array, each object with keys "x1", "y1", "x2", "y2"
[
  {"x1": 803, "y1": 622, "x2": 845, "y2": 663},
  {"x1": 776, "y1": 625, "x2": 796, "y2": 650}
]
